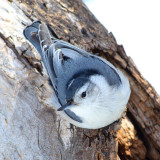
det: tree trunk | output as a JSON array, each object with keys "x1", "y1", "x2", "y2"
[{"x1": 0, "y1": 0, "x2": 159, "y2": 160}]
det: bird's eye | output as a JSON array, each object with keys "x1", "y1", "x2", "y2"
[{"x1": 81, "y1": 91, "x2": 86, "y2": 98}]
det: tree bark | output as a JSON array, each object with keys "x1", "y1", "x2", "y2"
[{"x1": 0, "y1": 0, "x2": 159, "y2": 160}]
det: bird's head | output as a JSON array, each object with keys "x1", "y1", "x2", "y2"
[
  {"x1": 57, "y1": 75, "x2": 100, "y2": 111},
  {"x1": 57, "y1": 68, "x2": 130, "y2": 129}
]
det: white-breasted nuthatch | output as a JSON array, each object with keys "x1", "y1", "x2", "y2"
[{"x1": 23, "y1": 21, "x2": 130, "y2": 129}]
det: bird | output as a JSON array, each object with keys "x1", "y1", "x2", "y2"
[{"x1": 23, "y1": 21, "x2": 131, "y2": 129}]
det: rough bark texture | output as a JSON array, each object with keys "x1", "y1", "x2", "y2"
[
  {"x1": 0, "y1": 0, "x2": 160, "y2": 160},
  {"x1": 117, "y1": 116, "x2": 147, "y2": 160}
]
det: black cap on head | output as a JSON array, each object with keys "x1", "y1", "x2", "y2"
[
  {"x1": 66, "y1": 77, "x2": 89, "y2": 101},
  {"x1": 66, "y1": 69, "x2": 100, "y2": 101}
]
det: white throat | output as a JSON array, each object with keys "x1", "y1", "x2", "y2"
[{"x1": 69, "y1": 73, "x2": 130, "y2": 129}]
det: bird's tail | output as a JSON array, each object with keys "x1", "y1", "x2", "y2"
[
  {"x1": 24, "y1": 21, "x2": 58, "y2": 91},
  {"x1": 23, "y1": 20, "x2": 52, "y2": 57}
]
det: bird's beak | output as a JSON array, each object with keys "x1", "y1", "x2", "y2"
[{"x1": 57, "y1": 101, "x2": 74, "y2": 111}]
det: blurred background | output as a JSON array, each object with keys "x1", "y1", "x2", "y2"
[{"x1": 83, "y1": 0, "x2": 160, "y2": 95}]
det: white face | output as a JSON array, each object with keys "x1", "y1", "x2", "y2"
[
  {"x1": 73, "y1": 81, "x2": 100, "y2": 106},
  {"x1": 67, "y1": 74, "x2": 130, "y2": 129}
]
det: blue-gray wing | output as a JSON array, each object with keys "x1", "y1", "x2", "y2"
[
  {"x1": 23, "y1": 21, "x2": 121, "y2": 106},
  {"x1": 23, "y1": 21, "x2": 90, "y2": 99}
]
